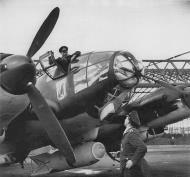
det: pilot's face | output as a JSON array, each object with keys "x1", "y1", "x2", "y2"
[
  {"x1": 61, "y1": 50, "x2": 68, "y2": 57},
  {"x1": 124, "y1": 116, "x2": 130, "y2": 127}
]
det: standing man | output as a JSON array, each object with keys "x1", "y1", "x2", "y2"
[
  {"x1": 56, "y1": 46, "x2": 81, "y2": 74},
  {"x1": 120, "y1": 110, "x2": 150, "y2": 177}
]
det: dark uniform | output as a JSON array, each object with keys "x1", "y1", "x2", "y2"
[
  {"x1": 120, "y1": 127, "x2": 150, "y2": 177},
  {"x1": 56, "y1": 50, "x2": 81, "y2": 73},
  {"x1": 56, "y1": 55, "x2": 72, "y2": 73}
]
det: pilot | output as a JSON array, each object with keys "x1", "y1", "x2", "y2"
[
  {"x1": 120, "y1": 111, "x2": 150, "y2": 177},
  {"x1": 56, "y1": 46, "x2": 81, "y2": 73}
]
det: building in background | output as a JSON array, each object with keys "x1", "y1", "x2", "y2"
[{"x1": 166, "y1": 118, "x2": 190, "y2": 135}]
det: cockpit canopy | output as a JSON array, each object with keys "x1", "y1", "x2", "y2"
[
  {"x1": 39, "y1": 51, "x2": 143, "y2": 92},
  {"x1": 71, "y1": 51, "x2": 143, "y2": 92},
  {"x1": 70, "y1": 51, "x2": 113, "y2": 92},
  {"x1": 39, "y1": 51, "x2": 67, "y2": 79}
]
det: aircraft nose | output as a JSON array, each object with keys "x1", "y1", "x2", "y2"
[
  {"x1": 113, "y1": 51, "x2": 143, "y2": 88},
  {"x1": 0, "y1": 55, "x2": 36, "y2": 95}
]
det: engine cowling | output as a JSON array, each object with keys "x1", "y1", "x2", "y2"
[
  {"x1": 139, "y1": 127, "x2": 165, "y2": 141},
  {"x1": 147, "y1": 101, "x2": 190, "y2": 128},
  {"x1": 30, "y1": 142, "x2": 106, "y2": 173},
  {"x1": 130, "y1": 99, "x2": 190, "y2": 129}
]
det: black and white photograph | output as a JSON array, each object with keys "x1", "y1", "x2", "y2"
[{"x1": 0, "y1": 0, "x2": 190, "y2": 177}]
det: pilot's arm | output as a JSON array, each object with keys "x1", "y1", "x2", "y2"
[
  {"x1": 73, "y1": 51, "x2": 81, "y2": 56},
  {"x1": 71, "y1": 51, "x2": 81, "y2": 61}
]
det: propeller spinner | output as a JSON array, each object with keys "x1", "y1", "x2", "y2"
[
  {"x1": 0, "y1": 7, "x2": 76, "y2": 164},
  {"x1": 0, "y1": 55, "x2": 35, "y2": 94}
]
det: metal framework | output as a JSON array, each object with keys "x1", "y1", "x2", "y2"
[
  {"x1": 143, "y1": 59, "x2": 190, "y2": 84},
  {"x1": 132, "y1": 59, "x2": 190, "y2": 100}
]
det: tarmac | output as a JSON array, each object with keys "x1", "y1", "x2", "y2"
[{"x1": 0, "y1": 145, "x2": 190, "y2": 177}]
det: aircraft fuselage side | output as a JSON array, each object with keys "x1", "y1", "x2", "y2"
[
  {"x1": 0, "y1": 87, "x2": 29, "y2": 130},
  {"x1": 36, "y1": 51, "x2": 141, "y2": 119}
]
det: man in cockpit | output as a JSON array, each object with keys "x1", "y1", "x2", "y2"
[{"x1": 56, "y1": 46, "x2": 81, "y2": 73}]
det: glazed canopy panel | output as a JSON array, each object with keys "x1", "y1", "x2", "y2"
[
  {"x1": 71, "y1": 51, "x2": 142, "y2": 93},
  {"x1": 72, "y1": 52, "x2": 113, "y2": 93}
]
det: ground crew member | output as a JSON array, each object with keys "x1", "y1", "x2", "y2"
[
  {"x1": 120, "y1": 110, "x2": 150, "y2": 177},
  {"x1": 56, "y1": 46, "x2": 81, "y2": 73}
]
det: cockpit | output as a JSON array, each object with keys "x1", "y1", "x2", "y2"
[
  {"x1": 39, "y1": 51, "x2": 66, "y2": 79},
  {"x1": 39, "y1": 50, "x2": 143, "y2": 93},
  {"x1": 70, "y1": 51, "x2": 143, "y2": 92}
]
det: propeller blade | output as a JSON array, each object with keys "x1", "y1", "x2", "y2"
[
  {"x1": 26, "y1": 83, "x2": 76, "y2": 164},
  {"x1": 26, "y1": 7, "x2": 60, "y2": 58}
]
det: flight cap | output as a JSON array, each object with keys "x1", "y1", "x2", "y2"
[
  {"x1": 128, "y1": 110, "x2": 141, "y2": 127},
  {"x1": 59, "y1": 46, "x2": 68, "y2": 53}
]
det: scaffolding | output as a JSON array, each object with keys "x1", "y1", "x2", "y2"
[{"x1": 132, "y1": 58, "x2": 190, "y2": 101}]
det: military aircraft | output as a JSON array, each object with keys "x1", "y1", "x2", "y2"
[{"x1": 0, "y1": 7, "x2": 190, "y2": 174}]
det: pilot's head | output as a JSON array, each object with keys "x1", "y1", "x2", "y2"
[
  {"x1": 59, "y1": 46, "x2": 68, "y2": 57},
  {"x1": 124, "y1": 110, "x2": 141, "y2": 128}
]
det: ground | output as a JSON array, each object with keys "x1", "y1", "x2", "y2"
[{"x1": 0, "y1": 145, "x2": 190, "y2": 177}]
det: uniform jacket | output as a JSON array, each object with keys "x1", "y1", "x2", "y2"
[
  {"x1": 56, "y1": 51, "x2": 81, "y2": 72},
  {"x1": 120, "y1": 127, "x2": 147, "y2": 170}
]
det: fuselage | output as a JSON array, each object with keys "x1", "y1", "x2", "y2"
[
  {"x1": 36, "y1": 51, "x2": 141, "y2": 118},
  {"x1": 0, "y1": 87, "x2": 29, "y2": 130},
  {"x1": 0, "y1": 51, "x2": 141, "y2": 132}
]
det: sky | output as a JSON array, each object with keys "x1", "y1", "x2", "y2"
[{"x1": 1, "y1": 0, "x2": 190, "y2": 60}]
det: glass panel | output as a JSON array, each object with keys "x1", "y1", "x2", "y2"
[
  {"x1": 87, "y1": 60, "x2": 109, "y2": 86},
  {"x1": 39, "y1": 51, "x2": 55, "y2": 69},
  {"x1": 113, "y1": 53, "x2": 139, "y2": 88},
  {"x1": 71, "y1": 54, "x2": 89, "y2": 71},
  {"x1": 39, "y1": 51, "x2": 65, "y2": 79},
  {"x1": 41, "y1": 56, "x2": 52, "y2": 68},
  {"x1": 87, "y1": 52, "x2": 113, "y2": 86},
  {"x1": 114, "y1": 55, "x2": 134, "y2": 74},
  {"x1": 73, "y1": 67, "x2": 87, "y2": 93},
  {"x1": 72, "y1": 54, "x2": 89, "y2": 93},
  {"x1": 87, "y1": 52, "x2": 113, "y2": 66}
]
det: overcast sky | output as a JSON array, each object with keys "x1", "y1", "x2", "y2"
[{"x1": 1, "y1": 0, "x2": 190, "y2": 60}]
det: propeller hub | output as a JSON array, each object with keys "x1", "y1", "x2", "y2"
[{"x1": 0, "y1": 55, "x2": 36, "y2": 95}]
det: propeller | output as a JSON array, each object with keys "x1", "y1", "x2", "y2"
[
  {"x1": 26, "y1": 7, "x2": 60, "y2": 58},
  {"x1": 0, "y1": 7, "x2": 76, "y2": 164},
  {"x1": 27, "y1": 83, "x2": 75, "y2": 164}
]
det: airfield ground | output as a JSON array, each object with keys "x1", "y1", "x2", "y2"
[{"x1": 0, "y1": 145, "x2": 190, "y2": 177}]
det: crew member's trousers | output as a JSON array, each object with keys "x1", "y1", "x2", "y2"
[{"x1": 121, "y1": 159, "x2": 151, "y2": 177}]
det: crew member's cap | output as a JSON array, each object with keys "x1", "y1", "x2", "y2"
[
  {"x1": 128, "y1": 110, "x2": 141, "y2": 127},
  {"x1": 59, "y1": 46, "x2": 68, "y2": 53}
]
